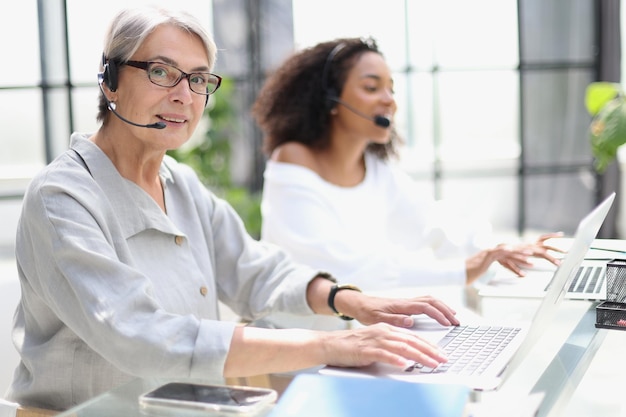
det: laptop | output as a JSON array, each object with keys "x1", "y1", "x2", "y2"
[
  {"x1": 478, "y1": 194, "x2": 618, "y2": 300},
  {"x1": 320, "y1": 192, "x2": 615, "y2": 391}
]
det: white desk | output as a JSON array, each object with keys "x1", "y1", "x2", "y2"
[
  {"x1": 48, "y1": 289, "x2": 619, "y2": 417},
  {"x1": 48, "y1": 238, "x2": 626, "y2": 416}
]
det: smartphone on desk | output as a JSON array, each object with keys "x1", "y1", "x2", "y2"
[{"x1": 139, "y1": 382, "x2": 277, "y2": 416}]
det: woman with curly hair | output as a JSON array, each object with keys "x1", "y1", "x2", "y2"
[{"x1": 252, "y1": 37, "x2": 562, "y2": 330}]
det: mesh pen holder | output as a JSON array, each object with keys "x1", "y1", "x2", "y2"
[
  {"x1": 596, "y1": 301, "x2": 626, "y2": 330},
  {"x1": 606, "y1": 258, "x2": 626, "y2": 302},
  {"x1": 596, "y1": 258, "x2": 626, "y2": 330}
]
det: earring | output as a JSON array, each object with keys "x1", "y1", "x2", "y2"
[{"x1": 330, "y1": 108, "x2": 338, "y2": 115}]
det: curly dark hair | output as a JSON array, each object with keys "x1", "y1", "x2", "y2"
[{"x1": 252, "y1": 37, "x2": 402, "y2": 160}]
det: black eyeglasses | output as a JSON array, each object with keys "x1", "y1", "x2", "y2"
[{"x1": 124, "y1": 60, "x2": 222, "y2": 95}]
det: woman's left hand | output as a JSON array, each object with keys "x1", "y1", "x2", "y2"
[
  {"x1": 338, "y1": 294, "x2": 461, "y2": 329},
  {"x1": 496, "y1": 232, "x2": 565, "y2": 277},
  {"x1": 465, "y1": 232, "x2": 565, "y2": 283}
]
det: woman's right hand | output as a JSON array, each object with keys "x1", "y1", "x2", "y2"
[
  {"x1": 224, "y1": 322, "x2": 448, "y2": 378},
  {"x1": 320, "y1": 322, "x2": 448, "y2": 370}
]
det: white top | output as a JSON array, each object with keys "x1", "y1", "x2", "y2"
[
  {"x1": 259, "y1": 153, "x2": 492, "y2": 330},
  {"x1": 6, "y1": 133, "x2": 321, "y2": 410}
]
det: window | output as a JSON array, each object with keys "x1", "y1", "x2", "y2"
[
  {"x1": 0, "y1": 2, "x2": 43, "y2": 188},
  {"x1": 0, "y1": 0, "x2": 616, "y2": 244}
]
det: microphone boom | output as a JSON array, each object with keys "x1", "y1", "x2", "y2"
[
  {"x1": 329, "y1": 97, "x2": 390, "y2": 128},
  {"x1": 98, "y1": 79, "x2": 166, "y2": 129},
  {"x1": 108, "y1": 102, "x2": 166, "y2": 129}
]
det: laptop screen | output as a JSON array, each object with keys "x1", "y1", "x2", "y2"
[{"x1": 502, "y1": 192, "x2": 615, "y2": 377}]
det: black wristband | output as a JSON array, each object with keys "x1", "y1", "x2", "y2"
[{"x1": 328, "y1": 284, "x2": 362, "y2": 321}]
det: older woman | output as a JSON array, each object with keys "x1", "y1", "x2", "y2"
[{"x1": 5, "y1": 7, "x2": 460, "y2": 411}]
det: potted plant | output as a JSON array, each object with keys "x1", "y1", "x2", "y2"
[{"x1": 585, "y1": 82, "x2": 626, "y2": 173}]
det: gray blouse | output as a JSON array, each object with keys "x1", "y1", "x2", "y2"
[{"x1": 6, "y1": 133, "x2": 319, "y2": 410}]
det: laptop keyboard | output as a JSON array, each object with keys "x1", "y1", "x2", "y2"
[
  {"x1": 405, "y1": 325, "x2": 521, "y2": 376},
  {"x1": 545, "y1": 265, "x2": 605, "y2": 295}
]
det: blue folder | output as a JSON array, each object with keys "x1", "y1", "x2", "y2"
[{"x1": 267, "y1": 373, "x2": 469, "y2": 417}]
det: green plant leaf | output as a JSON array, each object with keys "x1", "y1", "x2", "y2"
[
  {"x1": 585, "y1": 82, "x2": 622, "y2": 116},
  {"x1": 589, "y1": 98, "x2": 626, "y2": 172}
]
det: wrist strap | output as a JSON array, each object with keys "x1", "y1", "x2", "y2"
[{"x1": 328, "y1": 284, "x2": 362, "y2": 321}]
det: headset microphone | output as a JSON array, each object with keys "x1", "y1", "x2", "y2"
[
  {"x1": 107, "y1": 101, "x2": 166, "y2": 129},
  {"x1": 373, "y1": 115, "x2": 391, "y2": 128},
  {"x1": 322, "y1": 44, "x2": 390, "y2": 129},
  {"x1": 98, "y1": 67, "x2": 166, "y2": 130},
  {"x1": 329, "y1": 97, "x2": 391, "y2": 128}
]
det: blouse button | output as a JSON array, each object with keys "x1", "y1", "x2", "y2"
[
  {"x1": 174, "y1": 236, "x2": 183, "y2": 246},
  {"x1": 200, "y1": 286, "x2": 208, "y2": 296}
]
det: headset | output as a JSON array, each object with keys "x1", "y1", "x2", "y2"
[
  {"x1": 321, "y1": 42, "x2": 347, "y2": 113},
  {"x1": 321, "y1": 42, "x2": 390, "y2": 128},
  {"x1": 99, "y1": 54, "x2": 213, "y2": 129},
  {"x1": 98, "y1": 55, "x2": 165, "y2": 129},
  {"x1": 100, "y1": 54, "x2": 120, "y2": 92}
]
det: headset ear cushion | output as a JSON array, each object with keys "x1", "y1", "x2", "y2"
[
  {"x1": 103, "y1": 60, "x2": 118, "y2": 92},
  {"x1": 325, "y1": 87, "x2": 338, "y2": 112}
]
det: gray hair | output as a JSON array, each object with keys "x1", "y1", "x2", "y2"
[{"x1": 97, "y1": 6, "x2": 217, "y2": 123}]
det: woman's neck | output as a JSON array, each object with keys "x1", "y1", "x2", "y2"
[
  {"x1": 315, "y1": 142, "x2": 367, "y2": 187},
  {"x1": 91, "y1": 127, "x2": 167, "y2": 211}
]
